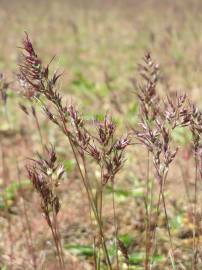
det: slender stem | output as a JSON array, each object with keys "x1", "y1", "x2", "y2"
[
  {"x1": 78, "y1": 152, "x2": 112, "y2": 269},
  {"x1": 99, "y1": 182, "x2": 103, "y2": 221},
  {"x1": 144, "y1": 150, "x2": 150, "y2": 270},
  {"x1": 98, "y1": 182, "x2": 103, "y2": 270},
  {"x1": 161, "y1": 189, "x2": 176, "y2": 268},
  {"x1": 33, "y1": 109, "x2": 45, "y2": 153},
  {"x1": 36, "y1": 90, "x2": 113, "y2": 269},
  {"x1": 192, "y1": 151, "x2": 199, "y2": 270},
  {"x1": 52, "y1": 207, "x2": 65, "y2": 269},
  {"x1": 47, "y1": 212, "x2": 64, "y2": 269},
  {"x1": 15, "y1": 154, "x2": 37, "y2": 270},
  {"x1": 57, "y1": 107, "x2": 113, "y2": 270},
  {"x1": 150, "y1": 171, "x2": 167, "y2": 267},
  {"x1": 93, "y1": 236, "x2": 98, "y2": 270},
  {"x1": 82, "y1": 157, "x2": 98, "y2": 270},
  {"x1": 150, "y1": 169, "x2": 176, "y2": 269},
  {"x1": 112, "y1": 180, "x2": 119, "y2": 270}
]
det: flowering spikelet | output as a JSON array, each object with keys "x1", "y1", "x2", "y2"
[
  {"x1": 27, "y1": 147, "x2": 64, "y2": 222},
  {"x1": 18, "y1": 32, "x2": 43, "y2": 97},
  {"x1": 137, "y1": 52, "x2": 160, "y2": 120}
]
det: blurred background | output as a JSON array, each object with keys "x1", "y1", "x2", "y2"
[{"x1": 0, "y1": 0, "x2": 202, "y2": 269}]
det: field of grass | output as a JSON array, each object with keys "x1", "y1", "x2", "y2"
[{"x1": 0, "y1": 0, "x2": 202, "y2": 269}]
